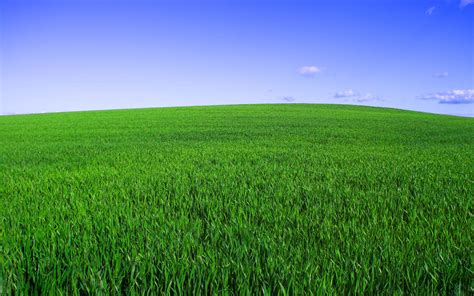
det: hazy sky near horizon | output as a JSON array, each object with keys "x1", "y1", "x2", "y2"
[{"x1": 1, "y1": 0, "x2": 473, "y2": 116}]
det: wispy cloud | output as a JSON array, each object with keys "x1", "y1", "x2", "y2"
[
  {"x1": 356, "y1": 93, "x2": 382, "y2": 103},
  {"x1": 426, "y1": 6, "x2": 436, "y2": 15},
  {"x1": 334, "y1": 90, "x2": 383, "y2": 103},
  {"x1": 420, "y1": 89, "x2": 474, "y2": 104},
  {"x1": 460, "y1": 0, "x2": 474, "y2": 8},
  {"x1": 298, "y1": 66, "x2": 322, "y2": 77},
  {"x1": 281, "y1": 96, "x2": 296, "y2": 102},
  {"x1": 433, "y1": 72, "x2": 449, "y2": 78},
  {"x1": 334, "y1": 89, "x2": 357, "y2": 98}
]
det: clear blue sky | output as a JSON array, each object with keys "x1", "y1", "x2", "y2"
[{"x1": 1, "y1": 0, "x2": 473, "y2": 116}]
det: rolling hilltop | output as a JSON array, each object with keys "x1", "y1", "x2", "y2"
[{"x1": 1, "y1": 104, "x2": 472, "y2": 294}]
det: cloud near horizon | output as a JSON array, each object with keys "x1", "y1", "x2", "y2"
[
  {"x1": 334, "y1": 90, "x2": 382, "y2": 102},
  {"x1": 281, "y1": 96, "x2": 296, "y2": 102},
  {"x1": 334, "y1": 89, "x2": 357, "y2": 98},
  {"x1": 356, "y1": 93, "x2": 382, "y2": 103},
  {"x1": 420, "y1": 89, "x2": 474, "y2": 104},
  {"x1": 298, "y1": 66, "x2": 322, "y2": 77}
]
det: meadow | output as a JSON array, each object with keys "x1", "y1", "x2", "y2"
[{"x1": 0, "y1": 104, "x2": 472, "y2": 294}]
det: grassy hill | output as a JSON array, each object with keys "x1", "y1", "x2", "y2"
[{"x1": 1, "y1": 104, "x2": 472, "y2": 294}]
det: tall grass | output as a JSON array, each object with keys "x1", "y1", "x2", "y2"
[{"x1": 1, "y1": 104, "x2": 472, "y2": 294}]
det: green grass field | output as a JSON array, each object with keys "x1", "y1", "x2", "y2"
[{"x1": 1, "y1": 104, "x2": 472, "y2": 294}]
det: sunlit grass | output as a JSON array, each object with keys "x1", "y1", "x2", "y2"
[{"x1": 1, "y1": 104, "x2": 472, "y2": 294}]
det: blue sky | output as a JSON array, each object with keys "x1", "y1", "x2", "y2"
[{"x1": 1, "y1": 0, "x2": 473, "y2": 116}]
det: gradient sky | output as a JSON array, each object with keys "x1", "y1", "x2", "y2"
[{"x1": 1, "y1": 0, "x2": 473, "y2": 116}]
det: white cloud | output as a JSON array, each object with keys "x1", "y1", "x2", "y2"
[
  {"x1": 420, "y1": 89, "x2": 474, "y2": 104},
  {"x1": 433, "y1": 72, "x2": 449, "y2": 78},
  {"x1": 334, "y1": 90, "x2": 383, "y2": 103},
  {"x1": 334, "y1": 89, "x2": 357, "y2": 98},
  {"x1": 426, "y1": 6, "x2": 436, "y2": 15},
  {"x1": 356, "y1": 93, "x2": 382, "y2": 103},
  {"x1": 298, "y1": 66, "x2": 321, "y2": 77},
  {"x1": 460, "y1": 0, "x2": 474, "y2": 8}
]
